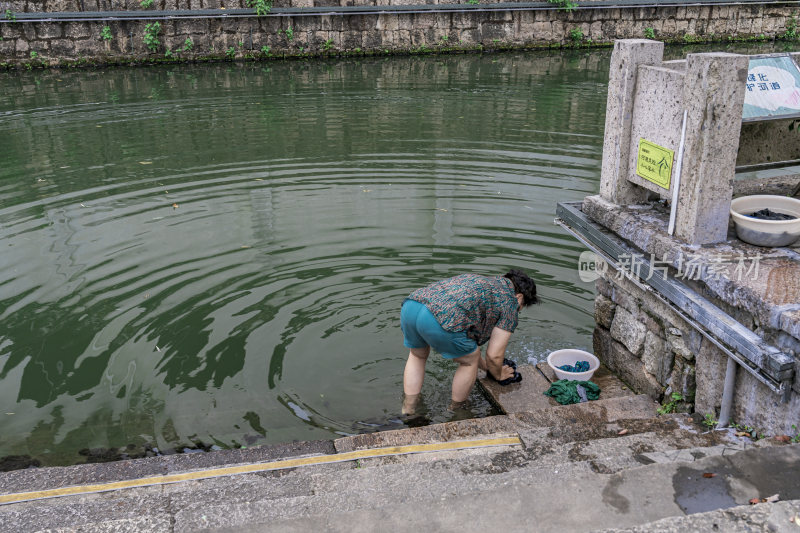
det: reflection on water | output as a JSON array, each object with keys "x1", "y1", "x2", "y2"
[{"x1": 0, "y1": 50, "x2": 613, "y2": 466}]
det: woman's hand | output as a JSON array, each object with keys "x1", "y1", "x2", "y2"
[{"x1": 496, "y1": 363, "x2": 516, "y2": 381}]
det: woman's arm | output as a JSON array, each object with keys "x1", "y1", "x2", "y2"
[{"x1": 483, "y1": 327, "x2": 516, "y2": 381}]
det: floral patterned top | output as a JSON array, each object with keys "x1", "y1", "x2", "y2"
[{"x1": 406, "y1": 274, "x2": 519, "y2": 345}]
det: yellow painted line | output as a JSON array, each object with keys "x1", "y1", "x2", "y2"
[{"x1": 0, "y1": 435, "x2": 521, "y2": 506}]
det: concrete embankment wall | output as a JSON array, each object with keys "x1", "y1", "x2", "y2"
[{"x1": 1, "y1": 1, "x2": 799, "y2": 67}]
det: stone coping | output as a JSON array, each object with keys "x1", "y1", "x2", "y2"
[
  {"x1": 582, "y1": 194, "x2": 800, "y2": 343},
  {"x1": 3, "y1": 0, "x2": 799, "y2": 21}
]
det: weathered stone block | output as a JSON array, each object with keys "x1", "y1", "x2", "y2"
[
  {"x1": 453, "y1": 12, "x2": 478, "y2": 29},
  {"x1": 661, "y1": 17, "x2": 677, "y2": 36},
  {"x1": 64, "y1": 22, "x2": 91, "y2": 39},
  {"x1": 596, "y1": 277, "x2": 613, "y2": 299},
  {"x1": 589, "y1": 21, "x2": 602, "y2": 39},
  {"x1": 479, "y1": 22, "x2": 506, "y2": 41},
  {"x1": 693, "y1": 337, "x2": 726, "y2": 415},
  {"x1": 49, "y1": 38, "x2": 74, "y2": 56},
  {"x1": 595, "y1": 294, "x2": 616, "y2": 329},
  {"x1": 341, "y1": 31, "x2": 361, "y2": 49},
  {"x1": 35, "y1": 24, "x2": 62, "y2": 39},
  {"x1": 666, "y1": 327, "x2": 696, "y2": 361},
  {"x1": 518, "y1": 11, "x2": 534, "y2": 25},
  {"x1": 375, "y1": 13, "x2": 398, "y2": 32},
  {"x1": 1, "y1": 24, "x2": 23, "y2": 40},
  {"x1": 0, "y1": 39, "x2": 16, "y2": 55},
  {"x1": 606, "y1": 279, "x2": 638, "y2": 315},
  {"x1": 414, "y1": 13, "x2": 436, "y2": 29},
  {"x1": 642, "y1": 331, "x2": 673, "y2": 385},
  {"x1": 395, "y1": 29, "x2": 411, "y2": 47},
  {"x1": 666, "y1": 357, "x2": 695, "y2": 403},
  {"x1": 774, "y1": 332, "x2": 800, "y2": 357},
  {"x1": 676, "y1": 52, "x2": 748, "y2": 244},
  {"x1": 532, "y1": 21, "x2": 551, "y2": 41},
  {"x1": 610, "y1": 306, "x2": 647, "y2": 355},
  {"x1": 594, "y1": 327, "x2": 663, "y2": 399},
  {"x1": 458, "y1": 28, "x2": 480, "y2": 44}
]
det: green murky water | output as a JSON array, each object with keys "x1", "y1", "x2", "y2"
[{"x1": 4, "y1": 44, "x2": 789, "y2": 467}]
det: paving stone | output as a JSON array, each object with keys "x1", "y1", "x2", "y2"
[
  {"x1": 477, "y1": 364, "x2": 556, "y2": 414},
  {"x1": 537, "y1": 361, "x2": 636, "y2": 401}
]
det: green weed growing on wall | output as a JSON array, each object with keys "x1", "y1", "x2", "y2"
[
  {"x1": 246, "y1": 0, "x2": 272, "y2": 16},
  {"x1": 182, "y1": 38, "x2": 193, "y2": 52},
  {"x1": 656, "y1": 392, "x2": 684, "y2": 415},
  {"x1": 4, "y1": 9, "x2": 16, "y2": 21},
  {"x1": 644, "y1": 27, "x2": 655, "y2": 39},
  {"x1": 140, "y1": 0, "x2": 154, "y2": 8},
  {"x1": 100, "y1": 26, "x2": 113, "y2": 41},
  {"x1": 261, "y1": 45, "x2": 271, "y2": 56},
  {"x1": 280, "y1": 27, "x2": 294, "y2": 41},
  {"x1": 569, "y1": 27, "x2": 584, "y2": 43},
  {"x1": 547, "y1": 0, "x2": 577, "y2": 12},
  {"x1": 143, "y1": 22, "x2": 161, "y2": 52},
  {"x1": 323, "y1": 38, "x2": 334, "y2": 51},
  {"x1": 784, "y1": 13, "x2": 799, "y2": 40},
  {"x1": 226, "y1": 46, "x2": 236, "y2": 59}
]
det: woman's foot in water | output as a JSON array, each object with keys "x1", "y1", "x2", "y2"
[{"x1": 402, "y1": 393, "x2": 421, "y2": 415}]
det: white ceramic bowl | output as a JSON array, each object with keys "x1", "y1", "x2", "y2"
[
  {"x1": 730, "y1": 195, "x2": 800, "y2": 248},
  {"x1": 546, "y1": 349, "x2": 600, "y2": 381}
]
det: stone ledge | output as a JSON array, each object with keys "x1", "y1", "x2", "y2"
[{"x1": 582, "y1": 194, "x2": 800, "y2": 344}]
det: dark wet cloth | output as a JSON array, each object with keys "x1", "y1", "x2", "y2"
[
  {"x1": 747, "y1": 208, "x2": 796, "y2": 221},
  {"x1": 406, "y1": 274, "x2": 518, "y2": 345},
  {"x1": 558, "y1": 360, "x2": 591, "y2": 373},
  {"x1": 485, "y1": 358, "x2": 522, "y2": 386},
  {"x1": 544, "y1": 380, "x2": 600, "y2": 405}
]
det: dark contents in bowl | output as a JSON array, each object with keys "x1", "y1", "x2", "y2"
[
  {"x1": 746, "y1": 208, "x2": 797, "y2": 221},
  {"x1": 558, "y1": 361, "x2": 591, "y2": 373}
]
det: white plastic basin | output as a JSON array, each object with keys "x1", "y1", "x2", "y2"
[
  {"x1": 546, "y1": 349, "x2": 600, "y2": 381},
  {"x1": 730, "y1": 195, "x2": 800, "y2": 248}
]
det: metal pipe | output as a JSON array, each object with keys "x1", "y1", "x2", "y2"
[
  {"x1": 734, "y1": 158, "x2": 800, "y2": 173},
  {"x1": 717, "y1": 356, "x2": 738, "y2": 428}
]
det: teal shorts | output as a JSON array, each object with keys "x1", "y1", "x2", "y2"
[{"x1": 400, "y1": 299, "x2": 477, "y2": 359}]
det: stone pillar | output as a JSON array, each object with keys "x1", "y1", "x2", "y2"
[
  {"x1": 599, "y1": 39, "x2": 664, "y2": 206},
  {"x1": 675, "y1": 52, "x2": 748, "y2": 245}
]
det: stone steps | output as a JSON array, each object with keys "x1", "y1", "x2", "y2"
[
  {"x1": 201, "y1": 442, "x2": 800, "y2": 533},
  {"x1": 3, "y1": 392, "x2": 794, "y2": 533}
]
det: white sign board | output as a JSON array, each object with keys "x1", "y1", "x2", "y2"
[{"x1": 743, "y1": 55, "x2": 800, "y2": 121}]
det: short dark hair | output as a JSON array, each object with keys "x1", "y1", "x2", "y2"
[{"x1": 504, "y1": 269, "x2": 539, "y2": 306}]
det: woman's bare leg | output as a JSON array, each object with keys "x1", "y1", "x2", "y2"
[
  {"x1": 403, "y1": 347, "x2": 430, "y2": 396},
  {"x1": 403, "y1": 347, "x2": 430, "y2": 415},
  {"x1": 451, "y1": 348, "x2": 481, "y2": 403}
]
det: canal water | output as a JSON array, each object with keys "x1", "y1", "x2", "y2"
[{"x1": 2, "y1": 44, "x2": 788, "y2": 466}]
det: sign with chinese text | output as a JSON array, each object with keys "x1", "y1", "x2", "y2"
[
  {"x1": 743, "y1": 55, "x2": 800, "y2": 121},
  {"x1": 636, "y1": 139, "x2": 674, "y2": 190}
]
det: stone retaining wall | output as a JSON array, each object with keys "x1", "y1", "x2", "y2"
[
  {"x1": 594, "y1": 262, "x2": 800, "y2": 436},
  {"x1": 1, "y1": 3, "x2": 798, "y2": 66},
  {"x1": 582, "y1": 193, "x2": 800, "y2": 436}
]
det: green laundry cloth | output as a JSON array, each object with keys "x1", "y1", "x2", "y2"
[{"x1": 544, "y1": 379, "x2": 601, "y2": 405}]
